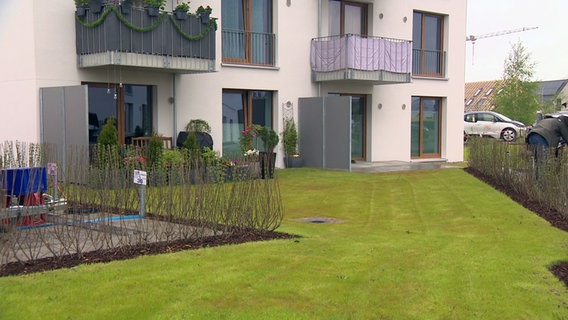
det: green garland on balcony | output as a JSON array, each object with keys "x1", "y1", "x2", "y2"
[
  {"x1": 76, "y1": 6, "x2": 216, "y2": 41},
  {"x1": 168, "y1": 15, "x2": 217, "y2": 41}
]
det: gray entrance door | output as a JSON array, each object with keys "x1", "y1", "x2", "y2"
[
  {"x1": 298, "y1": 96, "x2": 352, "y2": 171},
  {"x1": 39, "y1": 85, "x2": 88, "y2": 169}
]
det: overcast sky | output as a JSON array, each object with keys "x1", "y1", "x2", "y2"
[{"x1": 465, "y1": 0, "x2": 568, "y2": 83}]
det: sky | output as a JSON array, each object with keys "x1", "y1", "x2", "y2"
[{"x1": 465, "y1": 0, "x2": 568, "y2": 83}]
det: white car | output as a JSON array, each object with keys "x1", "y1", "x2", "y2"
[{"x1": 464, "y1": 111, "x2": 526, "y2": 142}]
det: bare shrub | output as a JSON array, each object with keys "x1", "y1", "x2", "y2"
[
  {"x1": 0, "y1": 141, "x2": 283, "y2": 269},
  {"x1": 467, "y1": 137, "x2": 568, "y2": 218}
]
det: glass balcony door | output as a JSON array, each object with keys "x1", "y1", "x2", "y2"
[
  {"x1": 87, "y1": 83, "x2": 153, "y2": 145},
  {"x1": 329, "y1": 0, "x2": 368, "y2": 36},
  {"x1": 411, "y1": 97, "x2": 441, "y2": 158},
  {"x1": 222, "y1": 0, "x2": 274, "y2": 65}
]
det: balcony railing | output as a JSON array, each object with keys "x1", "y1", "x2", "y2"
[
  {"x1": 310, "y1": 34, "x2": 412, "y2": 84},
  {"x1": 222, "y1": 29, "x2": 275, "y2": 66},
  {"x1": 412, "y1": 49, "x2": 446, "y2": 78},
  {"x1": 75, "y1": 6, "x2": 216, "y2": 73}
]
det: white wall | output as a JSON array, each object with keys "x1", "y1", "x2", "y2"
[
  {"x1": 0, "y1": 0, "x2": 39, "y2": 142},
  {"x1": 0, "y1": 0, "x2": 465, "y2": 163},
  {"x1": 370, "y1": 0, "x2": 466, "y2": 162}
]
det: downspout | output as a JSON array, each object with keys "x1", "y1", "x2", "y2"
[
  {"x1": 317, "y1": 0, "x2": 322, "y2": 97},
  {"x1": 173, "y1": 74, "x2": 177, "y2": 140}
]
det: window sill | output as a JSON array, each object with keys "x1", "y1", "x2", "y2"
[
  {"x1": 412, "y1": 75, "x2": 449, "y2": 81},
  {"x1": 221, "y1": 63, "x2": 280, "y2": 71}
]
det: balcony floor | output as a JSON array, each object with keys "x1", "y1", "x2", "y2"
[
  {"x1": 78, "y1": 51, "x2": 215, "y2": 74},
  {"x1": 312, "y1": 69, "x2": 410, "y2": 84}
]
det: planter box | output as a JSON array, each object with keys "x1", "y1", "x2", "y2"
[{"x1": 284, "y1": 157, "x2": 304, "y2": 168}]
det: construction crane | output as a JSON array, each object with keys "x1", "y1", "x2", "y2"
[{"x1": 466, "y1": 27, "x2": 538, "y2": 64}]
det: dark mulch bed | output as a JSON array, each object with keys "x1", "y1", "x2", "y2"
[
  {"x1": 464, "y1": 167, "x2": 568, "y2": 287},
  {"x1": 0, "y1": 230, "x2": 297, "y2": 277}
]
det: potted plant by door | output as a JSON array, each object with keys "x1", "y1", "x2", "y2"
[
  {"x1": 282, "y1": 116, "x2": 303, "y2": 168},
  {"x1": 174, "y1": 1, "x2": 190, "y2": 20},
  {"x1": 256, "y1": 125, "x2": 279, "y2": 179},
  {"x1": 144, "y1": 0, "x2": 165, "y2": 16}
]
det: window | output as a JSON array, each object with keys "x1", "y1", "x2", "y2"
[
  {"x1": 222, "y1": 0, "x2": 274, "y2": 66},
  {"x1": 474, "y1": 88, "x2": 482, "y2": 96},
  {"x1": 477, "y1": 113, "x2": 495, "y2": 122},
  {"x1": 87, "y1": 83, "x2": 153, "y2": 145},
  {"x1": 412, "y1": 11, "x2": 444, "y2": 77},
  {"x1": 329, "y1": 0, "x2": 368, "y2": 36},
  {"x1": 476, "y1": 98, "x2": 486, "y2": 108},
  {"x1": 222, "y1": 90, "x2": 274, "y2": 156},
  {"x1": 411, "y1": 97, "x2": 442, "y2": 158}
]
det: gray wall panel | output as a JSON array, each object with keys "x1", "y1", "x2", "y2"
[
  {"x1": 40, "y1": 85, "x2": 88, "y2": 168},
  {"x1": 325, "y1": 96, "x2": 351, "y2": 171},
  {"x1": 298, "y1": 97, "x2": 324, "y2": 168},
  {"x1": 298, "y1": 96, "x2": 352, "y2": 171}
]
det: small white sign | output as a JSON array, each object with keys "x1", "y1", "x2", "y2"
[
  {"x1": 133, "y1": 170, "x2": 147, "y2": 185},
  {"x1": 47, "y1": 163, "x2": 57, "y2": 175}
]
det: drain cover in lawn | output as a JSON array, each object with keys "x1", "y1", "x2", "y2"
[{"x1": 294, "y1": 216, "x2": 344, "y2": 224}]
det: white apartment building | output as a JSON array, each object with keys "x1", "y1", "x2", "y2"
[{"x1": 0, "y1": 0, "x2": 465, "y2": 169}]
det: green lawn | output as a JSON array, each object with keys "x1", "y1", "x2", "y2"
[{"x1": 1, "y1": 168, "x2": 567, "y2": 319}]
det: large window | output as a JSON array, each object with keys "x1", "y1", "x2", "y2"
[
  {"x1": 412, "y1": 11, "x2": 444, "y2": 77},
  {"x1": 222, "y1": 0, "x2": 274, "y2": 66},
  {"x1": 411, "y1": 97, "x2": 441, "y2": 159},
  {"x1": 329, "y1": 0, "x2": 368, "y2": 36},
  {"x1": 222, "y1": 90, "x2": 274, "y2": 156},
  {"x1": 87, "y1": 83, "x2": 153, "y2": 145}
]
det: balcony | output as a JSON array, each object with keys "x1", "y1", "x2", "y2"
[
  {"x1": 75, "y1": 6, "x2": 216, "y2": 73},
  {"x1": 311, "y1": 35, "x2": 412, "y2": 84}
]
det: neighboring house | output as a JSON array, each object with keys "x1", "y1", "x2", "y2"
[
  {"x1": 464, "y1": 80, "x2": 499, "y2": 112},
  {"x1": 0, "y1": 0, "x2": 466, "y2": 169},
  {"x1": 536, "y1": 79, "x2": 568, "y2": 109},
  {"x1": 464, "y1": 79, "x2": 568, "y2": 113}
]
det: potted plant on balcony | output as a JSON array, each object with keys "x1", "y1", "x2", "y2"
[
  {"x1": 196, "y1": 5, "x2": 212, "y2": 24},
  {"x1": 88, "y1": 0, "x2": 104, "y2": 13},
  {"x1": 144, "y1": 0, "x2": 165, "y2": 16},
  {"x1": 256, "y1": 125, "x2": 279, "y2": 179},
  {"x1": 282, "y1": 116, "x2": 303, "y2": 168},
  {"x1": 174, "y1": 1, "x2": 190, "y2": 20},
  {"x1": 74, "y1": 0, "x2": 89, "y2": 16},
  {"x1": 120, "y1": 0, "x2": 133, "y2": 15}
]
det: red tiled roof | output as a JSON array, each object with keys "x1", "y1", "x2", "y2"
[{"x1": 464, "y1": 80, "x2": 501, "y2": 112}]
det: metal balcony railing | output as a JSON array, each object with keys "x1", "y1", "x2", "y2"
[
  {"x1": 412, "y1": 49, "x2": 446, "y2": 77},
  {"x1": 75, "y1": 6, "x2": 216, "y2": 73},
  {"x1": 222, "y1": 29, "x2": 275, "y2": 66},
  {"x1": 310, "y1": 34, "x2": 412, "y2": 83}
]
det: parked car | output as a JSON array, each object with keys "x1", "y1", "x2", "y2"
[{"x1": 464, "y1": 111, "x2": 527, "y2": 142}]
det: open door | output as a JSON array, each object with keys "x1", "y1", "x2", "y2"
[{"x1": 298, "y1": 96, "x2": 352, "y2": 171}]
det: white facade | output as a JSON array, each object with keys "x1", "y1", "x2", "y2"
[{"x1": 0, "y1": 0, "x2": 465, "y2": 166}]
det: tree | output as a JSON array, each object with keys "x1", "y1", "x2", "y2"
[
  {"x1": 493, "y1": 41, "x2": 540, "y2": 125},
  {"x1": 96, "y1": 117, "x2": 120, "y2": 168}
]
